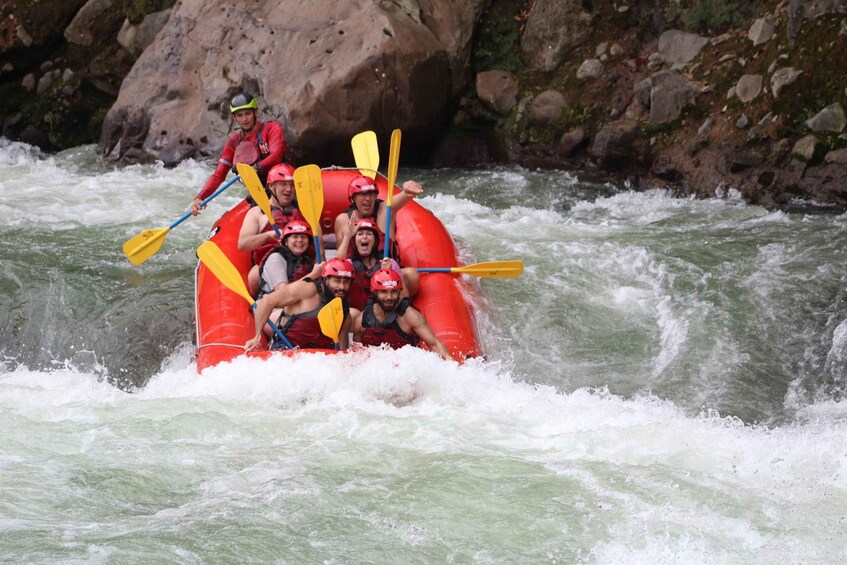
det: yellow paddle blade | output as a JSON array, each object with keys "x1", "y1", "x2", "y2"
[
  {"x1": 351, "y1": 130, "x2": 379, "y2": 179},
  {"x1": 196, "y1": 240, "x2": 254, "y2": 305},
  {"x1": 236, "y1": 163, "x2": 277, "y2": 229},
  {"x1": 317, "y1": 297, "x2": 343, "y2": 344},
  {"x1": 386, "y1": 129, "x2": 401, "y2": 206},
  {"x1": 454, "y1": 260, "x2": 524, "y2": 278},
  {"x1": 123, "y1": 227, "x2": 170, "y2": 266},
  {"x1": 293, "y1": 164, "x2": 324, "y2": 233}
]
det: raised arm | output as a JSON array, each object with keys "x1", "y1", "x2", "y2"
[{"x1": 377, "y1": 180, "x2": 422, "y2": 235}]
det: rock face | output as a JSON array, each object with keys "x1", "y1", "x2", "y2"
[
  {"x1": 520, "y1": 0, "x2": 593, "y2": 71},
  {"x1": 99, "y1": 0, "x2": 485, "y2": 165}
]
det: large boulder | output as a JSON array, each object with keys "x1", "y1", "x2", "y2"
[
  {"x1": 520, "y1": 0, "x2": 593, "y2": 71},
  {"x1": 99, "y1": 0, "x2": 485, "y2": 166}
]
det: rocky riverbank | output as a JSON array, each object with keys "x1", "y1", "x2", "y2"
[{"x1": 2, "y1": 0, "x2": 845, "y2": 207}]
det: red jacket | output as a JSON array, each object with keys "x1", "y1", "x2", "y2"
[{"x1": 196, "y1": 120, "x2": 286, "y2": 200}]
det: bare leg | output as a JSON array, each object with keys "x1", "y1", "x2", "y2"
[{"x1": 248, "y1": 265, "x2": 260, "y2": 296}]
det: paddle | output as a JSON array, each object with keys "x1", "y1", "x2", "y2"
[
  {"x1": 236, "y1": 163, "x2": 281, "y2": 238},
  {"x1": 123, "y1": 175, "x2": 240, "y2": 266},
  {"x1": 383, "y1": 128, "x2": 401, "y2": 259},
  {"x1": 351, "y1": 130, "x2": 379, "y2": 179},
  {"x1": 317, "y1": 297, "x2": 344, "y2": 349},
  {"x1": 293, "y1": 164, "x2": 324, "y2": 259},
  {"x1": 196, "y1": 240, "x2": 294, "y2": 349},
  {"x1": 417, "y1": 260, "x2": 524, "y2": 278}
]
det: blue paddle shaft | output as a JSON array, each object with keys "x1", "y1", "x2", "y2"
[
  {"x1": 170, "y1": 175, "x2": 241, "y2": 230},
  {"x1": 383, "y1": 204, "x2": 393, "y2": 259},
  {"x1": 250, "y1": 301, "x2": 294, "y2": 349}
]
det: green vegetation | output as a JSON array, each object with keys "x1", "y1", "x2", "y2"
[
  {"x1": 472, "y1": 0, "x2": 524, "y2": 73},
  {"x1": 665, "y1": 0, "x2": 758, "y2": 34}
]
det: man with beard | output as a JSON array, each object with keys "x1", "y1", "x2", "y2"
[
  {"x1": 351, "y1": 268, "x2": 453, "y2": 361},
  {"x1": 336, "y1": 217, "x2": 419, "y2": 310},
  {"x1": 245, "y1": 258, "x2": 354, "y2": 351},
  {"x1": 190, "y1": 92, "x2": 287, "y2": 215}
]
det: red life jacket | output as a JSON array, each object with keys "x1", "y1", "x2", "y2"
[
  {"x1": 359, "y1": 297, "x2": 419, "y2": 349},
  {"x1": 271, "y1": 279, "x2": 350, "y2": 350},
  {"x1": 347, "y1": 257, "x2": 381, "y2": 311},
  {"x1": 342, "y1": 200, "x2": 399, "y2": 259},
  {"x1": 251, "y1": 206, "x2": 305, "y2": 265}
]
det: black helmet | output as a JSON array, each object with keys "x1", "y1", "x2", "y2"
[{"x1": 229, "y1": 93, "x2": 258, "y2": 113}]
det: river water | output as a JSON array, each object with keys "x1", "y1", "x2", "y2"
[{"x1": 1, "y1": 139, "x2": 846, "y2": 563}]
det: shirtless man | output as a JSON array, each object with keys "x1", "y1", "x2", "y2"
[
  {"x1": 351, "y1": 268, "x2": 453, "y2": 361},
  {"x1": 237, "y1": 163, "x2": 304, "y2": 293},
  {"x1": 245, "y1": 259, "x2": 354, "y2": 351}
]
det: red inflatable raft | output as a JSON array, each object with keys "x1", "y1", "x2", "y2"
[{"x1": 194, "y1": 168, "x2": 482, "y2": 372}]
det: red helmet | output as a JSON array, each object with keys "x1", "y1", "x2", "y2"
[
  {"x1": 267, "y1": 164, "x2": 295, "y2": 184},
  {"x1": 370, "y1": 268, "x2": 403, "y2": 291},
  {"x1": 282, "y1": 219, "x2": 312, "y2": 240},
  {"x1": 322, "y1": 258, "x2": 354, "y2": 279},
  {"x1": 354, "y1": 218, "x2": 380, "y2": 237},
  {"x1": 347, "y1": 175, "x2": 378, "y2": 201}
]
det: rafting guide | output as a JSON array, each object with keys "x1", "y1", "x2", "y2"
[{"x1": 189, "y1": 92, "x2": 287, "y2": 216}]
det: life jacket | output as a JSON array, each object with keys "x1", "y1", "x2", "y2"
[
  {"x1": 359, "y1": 297, "x2": 419, "y2": 350},
  {"x1": 342, "y1": 199, "x2": 399, "y2": 259},
  {"x1": 251, "y1": 205, "x2": 305, "y2": 265},
  {"x1": 257, "y1": 245, "x2": 315, "y2": 298},
  {"x1": 270, "y1": 278, "x2": 350, "y2": 350},
  {"x1": 347, "y1": 257, "x2": 381, "y2": 311},
  {"x1": 232, "y1": 122, "x2": 272, "y2": 168}
]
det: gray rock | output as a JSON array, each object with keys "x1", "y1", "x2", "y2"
[
  {"x1": 727, "y1": 86, "x2": 737, "y2": 100},
  {"x1": 65, "y1": 0, "x2": 113, "y2": 46},
  {"x1": 530, "y1": 90, "x2": 567, "y2": 123},
  {"x1": 736, "y1": 74, "x2": 763, "y2": 103},
  {"x1": 736, "y1": 113, "x2": 749, "y2": 128},
  {"x1": 576, "y1": 59, "x2": 603, "y2": 80},
  {"x1": 476, "y1": 70, "x2": 519, "y2": 115},
  {"x1": 748, "y1": 17, "x2": 775, "y2": 46},
  {"x1": 647, "y1": 70, "x2": 701, "y2": 123},
  {"x1": 771, "y1": 67, "x2": 802, "y2": 98},
  {"x1": 557, "y1": 128, "x2": 586, "y2": 157},
  {"x1": 825, "y1": 148, "x2": 847, "y2": 165},
  {"x1": 698, "y1": 118, "x2": 713, "y2": 136},
  {"x1": 793, "y1": 134, "x2": 818, "y2": 160},
  {"x1": 100, "y1": 0, "x2": 487, "y2": 165},
  {"x1": 119, "y1": 9, "x2": 172, "y2": 58},
  {"x1": 36, "y1": 70, "x2": 60, "y2": 95},
  {"x1": 21, "y1": 73, "x2": 36, "y2": 92},
  {"x1": 588, "y1": 119, "x2": 640, "y2": 169},
  {"x1": 16, "y1": 25, "x2": 33, "y2": 47},
  {"x1": 1, "y1": 63, "x2": 12, "y2": 73},
  {"x1": 520, "y1": 0, "x2": 593, "y2": 71},
  {"x1": 806, "y1": 103, "x2": 846, "y2": 132},
  {"x1": 657, "y1": 30, "x2": 709, "y2": 65}
]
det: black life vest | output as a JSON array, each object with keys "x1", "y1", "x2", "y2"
[
  {"x1": 257, "y1": 246, "x2": 314, "y2": 298},
  {"x1": 270, "y1": 278, "x2": 350, "y2": 350},
  {"x1": 359, "y1": 297, "x2": 419, "y2": 350}
]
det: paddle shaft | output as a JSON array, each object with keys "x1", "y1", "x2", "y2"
[
  {"x1": 176, "y1": 175, "x2": 241, "y2": 229},
  {"x1": 251, "y1": 303, "x2": 294, "y2": 349}
]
